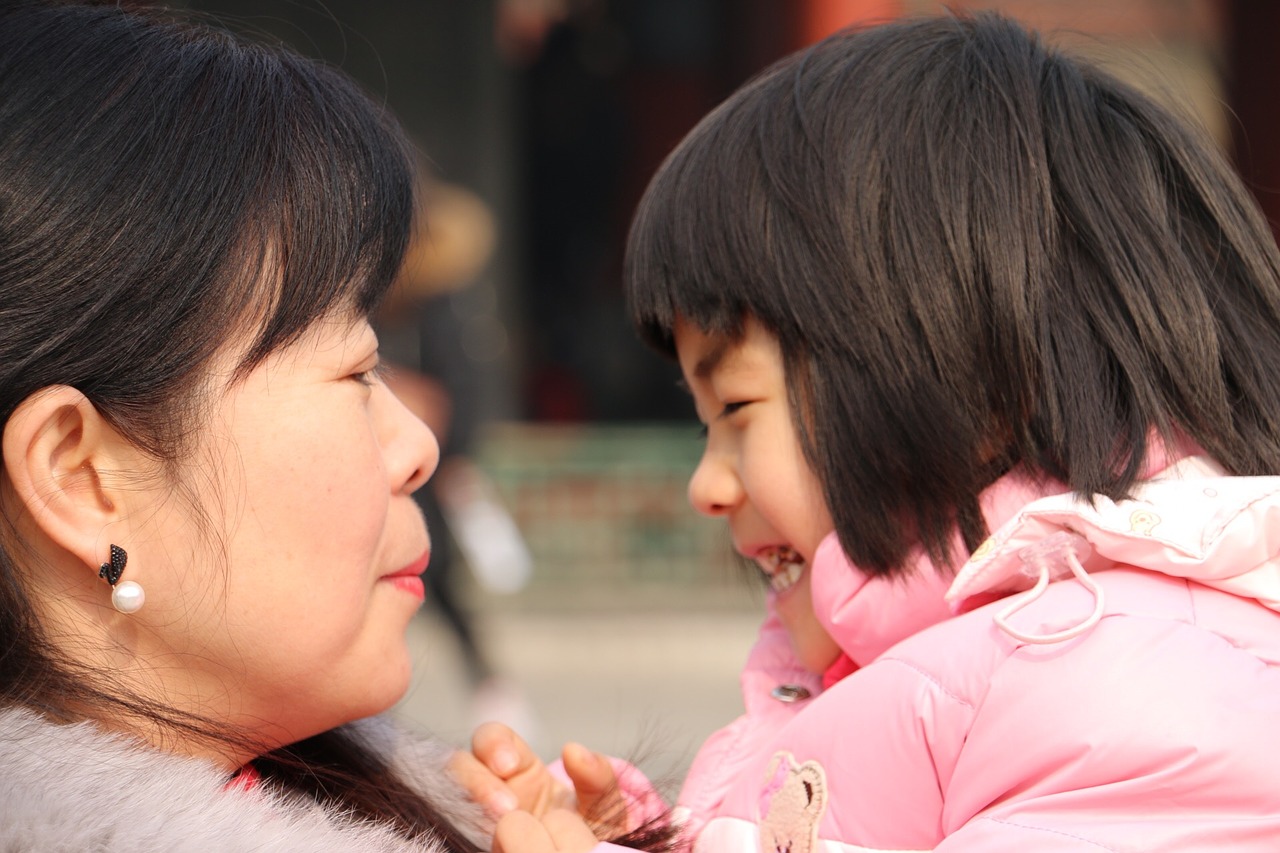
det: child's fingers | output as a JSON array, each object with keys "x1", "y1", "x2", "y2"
[
  {"x1": 492, "y1": 811, "x2": 554, "y2": 853},
  {"x1": 464, "y1": 723, "x2": 578, "y2": 817},
  {"x1": 448, "y1": 749, "x2": 519, "y2": 816},
  {"x1": 492, "y1": 810, "x2": 597, "y2": 853},
  {"x1": 471, "y1": 721, "x2": 537, "y2": 780},
  {"x1": 541, "y1": 809, "x2": 602, "y2": 852},
  {"x1": 562, "y1": 741, "x2": 627, "y2": 836}
]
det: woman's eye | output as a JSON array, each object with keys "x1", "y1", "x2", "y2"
[{"x1": 350, "y1": 362, "x2": 385, "y2": 386}]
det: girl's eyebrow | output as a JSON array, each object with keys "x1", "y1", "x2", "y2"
[{"x1": 694, "y1": 339, "x2": 730, "y2": 380}]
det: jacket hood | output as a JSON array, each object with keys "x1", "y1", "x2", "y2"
[
  {"x1": 946, "y1": 456, "x2": 1280, "y2": 618},
  {"x1": 811, "y1": 468, "x2": 1061, "y2": 666}
]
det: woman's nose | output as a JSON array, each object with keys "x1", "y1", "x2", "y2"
[
  {"x1": 377, "y1": 383, "x2": 440, "y2": 495},
  {"x1": 687, "y1": 449, "x2": 742, "y2": 518}
]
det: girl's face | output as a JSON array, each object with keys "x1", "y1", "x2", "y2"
[
  {"x1": 674, "y1": 316, "x2": 841, "y2": 674},
  {"x1": 133, "y1": 315, "x2": 437, "y2": 758}
]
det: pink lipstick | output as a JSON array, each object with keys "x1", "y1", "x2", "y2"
[{"x1": 381, "y1": 551, "x2": 429, "y2": 600}]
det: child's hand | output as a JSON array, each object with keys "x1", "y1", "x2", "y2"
[
  {"x1": 451, "y1": 722, "x2": 570, "y2": 817},
  {"x1": 560, "y1": 740, "x2": 629, "y2": 837},
  {"x1": 493, "y1": 809, "x2": 598, "y2": 853},
  {"x1": 450, "y1": 723, "x2": 626, "y2": 837}
]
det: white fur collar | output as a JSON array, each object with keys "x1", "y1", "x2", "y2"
[{"x1": 0, "y1": 707, "x2": 489, "y2": 851}]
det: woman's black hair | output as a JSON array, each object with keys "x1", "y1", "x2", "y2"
[
  {"x1": 626, "y1": 12, "x2": 1280, "y2": 578},
  {"x1": 0, "y1": 1, "x2": 474, "y2": 847},
  {"x1": 0, "y1": 1, "x2": 413, "y2": 453}
]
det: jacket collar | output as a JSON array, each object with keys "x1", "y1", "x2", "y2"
[
  {"x1": 811, "y1": 467, "x2": 1062, "y2": 666},
  {"x1": 946, "y1": 455, "x2": 1280, "y2": 616}
]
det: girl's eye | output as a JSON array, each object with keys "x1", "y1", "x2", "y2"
[{"x1": 696, "y1": 401, "x2": 749, "y2": 439}]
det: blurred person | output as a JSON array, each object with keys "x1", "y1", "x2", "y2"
[
  {"x1": 503, "y1": 0, "x2": 630, "y2": 421},
  {"x1": 0, "y1": 2, "x2": 673, "y2": 850},
  {"x1": 382, "y1": 180, "x2": 537, "y2": 739},
  {"x1": 457, "y1": 12, "x2": 1280, "y2": 851}
]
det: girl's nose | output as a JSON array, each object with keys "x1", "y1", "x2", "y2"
[
  {"x1": 687, "y1": 449, "x2": 742, "y2": 517},
  {"x1": 377, "y1": 383, "x2": 440, "y2": 495}
]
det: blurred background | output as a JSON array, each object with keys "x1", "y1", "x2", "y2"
[{"x1": 184, "y1": 0, "x2": 1276, "y2": 783}]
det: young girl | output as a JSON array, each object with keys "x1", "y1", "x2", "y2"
[
  {"x1": 462, "y1": 11, "x2": 1280, "y2": 851},
  {"x1": 0, "y1": 3, "x2": 673, "y2": 851}
]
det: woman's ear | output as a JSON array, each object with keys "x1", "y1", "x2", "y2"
[{"x1": 2, "y1": 386, "x2": 141, "y2": 568}]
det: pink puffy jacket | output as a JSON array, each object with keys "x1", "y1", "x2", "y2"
[{"x1": 591, "y1": 456, "x2": 1280, "y2": 851}]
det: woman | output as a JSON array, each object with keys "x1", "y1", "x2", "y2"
[{"x1": 0, "y1": 3, "x2": 648, "y2": 850}]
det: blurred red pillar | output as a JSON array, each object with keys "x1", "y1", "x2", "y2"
[
  {"x1": 1226, "y1": 0, "x2": 1280, "y2": 245},
  {"x1": 794, "y1": 0, "x2": 902, "y2": 49}
]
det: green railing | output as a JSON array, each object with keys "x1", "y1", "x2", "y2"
[{"x1": 474, "y1": 422, "x2": 748, "y2": 604}]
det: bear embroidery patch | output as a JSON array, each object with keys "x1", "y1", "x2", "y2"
[{"x1": 758, "y1": 751, "x2": 828, "y2": 853}]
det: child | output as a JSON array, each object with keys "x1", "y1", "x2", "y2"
[{"x1": 462, "y1": 11, "x2": 1280, "y2": 852}]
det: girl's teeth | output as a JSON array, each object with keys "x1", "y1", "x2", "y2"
[
  {"x1": 770, "y1": 559, "x2": 804, "y2": 592},
  {"x1": 759, "y1": 546, "x2": 806, "y2": 593}
]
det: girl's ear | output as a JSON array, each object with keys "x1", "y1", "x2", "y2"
[{"x1": 2, "y1": 386, "x2": 142, "y2": 568}]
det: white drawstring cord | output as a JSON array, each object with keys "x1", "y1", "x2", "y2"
[{"x1": 994, "y1": 533, "x2": 1105, "y2": 644}]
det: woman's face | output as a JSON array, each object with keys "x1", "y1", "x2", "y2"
[{"x1": 133, "y1": 314, "x2": 437, "y2": 755}]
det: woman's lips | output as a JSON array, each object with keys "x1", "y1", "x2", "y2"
[{"x1": 382, "y1": 551, "x2": 430, "y2": 600}]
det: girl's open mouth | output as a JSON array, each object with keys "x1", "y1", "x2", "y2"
[{"x1": 757, "y1": 545, "x2": 806, "y2": 594}]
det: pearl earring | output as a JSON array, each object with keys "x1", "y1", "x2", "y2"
[{"x1": 98, "y1": 544, "x2": 144, "y2": 614}]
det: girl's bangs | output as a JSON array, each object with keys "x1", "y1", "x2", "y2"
[{"x1": 625, "y1": 80, "x2": 787, "y2": 355}]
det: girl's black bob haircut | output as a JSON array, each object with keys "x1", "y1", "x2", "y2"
[{"x1": 626, "y1": 12, "x2": 1280, "y2": 578}]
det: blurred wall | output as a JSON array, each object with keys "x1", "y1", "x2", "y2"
[
  {"x1": 186, "y1": 0, "x2": 523, "y2": 424},
  {"x1": 184, "y1": 0, "x2": 1271, "y2": 426}
]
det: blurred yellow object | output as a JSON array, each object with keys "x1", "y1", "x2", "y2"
[{"x1": 394, "y1": 181, "x2": 497, "y2": 304}]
